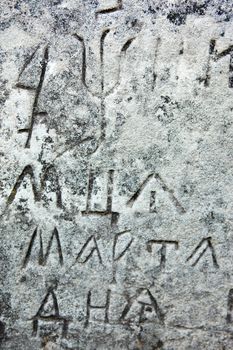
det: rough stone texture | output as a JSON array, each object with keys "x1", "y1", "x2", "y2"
[{"x1": 0, "y1": 0, "x2": 233, "y2": 349}]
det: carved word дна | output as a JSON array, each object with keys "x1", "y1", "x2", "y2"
[{"x1": 31, "y1": 286, "x2": 163, "y2": 337}]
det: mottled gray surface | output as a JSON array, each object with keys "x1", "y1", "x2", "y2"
[{"x1": 0, "y1": 0, "x2": 233, "y2": 349}]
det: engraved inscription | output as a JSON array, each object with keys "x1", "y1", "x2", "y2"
[
  {"x1": 32, "y1": 287, "x2": 71, "y2": 338},
  {"x1": 120, "y1": 289, "x2": 164, "y2": 325},
  {"x1": 75, "y1": 235, "x2": 103, "y2": 265},
  {"x1": 186, "y1": 237, "x2": 219, "y2": 268},
  {"x1": 16, "y1": 46, "x2": 49, "y2": 148},
  {"x1": 1, "y1": 3, "x2": 232, "y2": 348},
  {"x1": 22, "y1": 227, "x2": 63, "y2": 268},
  {"x1": 6, "y1": 165, "x2": 62, "y2": 209},
  {"x1": 74, "y1": 32, "x2": 136, "y2": 150},
  {"x1": 146, "y1": 240, "x2": 179, "y2": 270},
  {"x1": 204, "y1": 39, "x2": 233, "y2": 88},
  {"x1": 82, "y1": 169, "x2": 119, "y2": 226},
  {"x1": 226, "y1": 289, "x2": 233, "y2": 323},
  {"x1": 85, "y1": 289, "x2": 111, "y2": 327},
  {"x1": 112, "y1": 230, "x2": 133, "y2": 283},
  {"x1": 127, "y1": 173, "x2": 186, "y2": 214}
]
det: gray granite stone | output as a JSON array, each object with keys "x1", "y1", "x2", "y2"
[{"x1": 0, "y1": 0, "x2": 233, "y2": 349}]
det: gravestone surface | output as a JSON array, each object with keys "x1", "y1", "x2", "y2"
[{"x1": 0, "y1": 0, "x2": 233, "y2": 349}]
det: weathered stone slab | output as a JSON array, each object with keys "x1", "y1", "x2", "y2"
[{"x1": 0, "y1": 0, "x2": 233, "y2": 349}]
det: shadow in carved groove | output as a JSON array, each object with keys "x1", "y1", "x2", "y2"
[
  {"x1": 22, "y1": 227, "x2": 63, "y2": 268},
  {"x1": 31, "y1": 287, "x2": 71, "y2": 338},
  {"x1": 96, "y1": 0, "x2": 123, "y2": 15},
  {"x1": 16, "y1": 46, "x2": 49, "y2": 148},
  {"x1": 6, "y1": 164, "x2": 62, "y2": 209},
  {"x1": 203, "y1": 39, "x2": 233, "y2": 88},
  {"x1": 73, "y1": 31, "x2": 136, "y2": 153}
]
